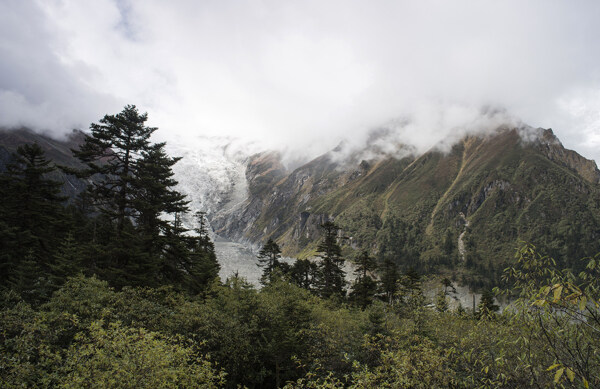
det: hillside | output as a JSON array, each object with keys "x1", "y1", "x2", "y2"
[
  {"x1": 213, "y1": 127, "x2": 600, "y2": 288},
  {"x1": 2, "y1": 125, "x2": 599, "y2": 289},
  {"x1": 0, "y1": 128, "x2": 88, "y2": 199}
]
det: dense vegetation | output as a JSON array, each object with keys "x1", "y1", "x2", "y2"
[{"x1": 1, "y1": 107, "x2": 599, "y2": 388}]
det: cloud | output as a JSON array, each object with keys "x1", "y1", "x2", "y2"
[{"x1": 1, "y1": 0, "x2": 600, "y2": 160}]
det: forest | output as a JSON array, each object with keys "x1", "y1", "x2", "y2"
[{"x1": 1, "y1": 106, "x2": 599, "y2": 388}]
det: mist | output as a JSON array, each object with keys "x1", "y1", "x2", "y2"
[{"x1": 1, "y1": 0, "x2": 600, "y2": 162}]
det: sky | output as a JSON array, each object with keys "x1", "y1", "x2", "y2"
[{"x1": 1, "y1": 0, "x2": 600, "y2": 163}]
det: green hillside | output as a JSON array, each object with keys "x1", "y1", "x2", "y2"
[{"x1": 215, "y1": 128, "x2": 600, "y2": 289}]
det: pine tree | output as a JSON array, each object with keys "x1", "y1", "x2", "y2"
[
  {"x1": 435, "y1": 290, "x2": 449, "y2": 312},
  {"x1": 49, "y1": 232, "x2": 84, "y2": 289},
  {"x1": 134, "y1": 142, "x2": 189, "y2": 238},
  {"x1": 71, "y1": 106, "x2": 204, "y2": 289},
  {"x1": 257, "y1": 238, "x2": 283, "y2": 286},
  {"x1": 9, "y1": 249, "x2": 50, "y2": 304},
  {"x1": 380, "y1": 256, "x2": 399, "y2": 304},
  {"x1": 315, "y1": 221, "x2": 346, "y2": 298},
  {"x1": 72, "y1": 105, "x2": 156, "y2": 235},
  {"x1": 477, "y1": 289, "x2": 499, "y2": 320},
  {"x1": 134, "y1": 142, "x2": 190, "y2": 283},
  {"x1": 0, "y1": 143, "x2": 66, "y2": 287},
  {"x1": 289, "y1": 259, "x2": 318, "y2": 291},
  {"x1": 399, "y1": 267, "x2": 424, "y2": 309},
  {"x1": 349, "y1": 250, "x2": 378, "y2": 308},
  {"x1": 183, "y1": 211, "x2": 220, "y2": 294},
  {"x1": 2, "y1": 143, "x2": 66, "y2": 236}
]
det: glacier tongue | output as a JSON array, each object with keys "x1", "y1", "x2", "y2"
[
  {"x1": 166, "y1": 136, "x2": 253, "y2": 220},
  {"x1": 166, "y1": 136, "x2": 265, "y2": 285}
]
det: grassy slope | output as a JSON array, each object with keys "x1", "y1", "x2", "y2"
[{"x1": 242, "y1": 129, "x2": 600, "y2": 287}]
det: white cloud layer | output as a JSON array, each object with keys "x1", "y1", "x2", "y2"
[{"x1": 1, "y1": 0, "x2": 600, "y2": 161}]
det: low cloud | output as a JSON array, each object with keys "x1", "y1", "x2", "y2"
[{"x1": 1, "y1": 0, "x2": 600, "y2": 161}]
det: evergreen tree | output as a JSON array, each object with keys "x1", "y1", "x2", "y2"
[
  {"x1": 72, "y1": 105, "x2": 156, "y2": 235},
  {"x1": 134, "y1": 142, "x2": 190, "y2": 284},
  {"x1": 1, "y1": 143, "x2": 66, "y2": 239},
  {"x1": 315, "y1": 221, "x2": 346, "y2": 298},
  {"x1": 380, "y1": 256, "x2": 399, "y2": 304},
  {"x1": 257, "y1": 238, "x2": 283, "y2": 286},
  {"x1": 49, "y1": 232, "x2": 84, "y2": 289},
  {"x1": 0, "y1": 144, "x2": 67, "y2": 289},
  {"x1": 71, "y1": 106, "x2": 209, "y2": 290},
  {"x1": 349, "y1": 249, "x2": 378, "y2": 308},
  {"x1": 183, "y1": 211, "x2": 220, "y2": 294},
  {"x1": 435, "y1": 290, "x2": 449, "y2": 312},
  {"x1": 289, "y1": 259, "x2": 318, "y2": 291},
  {"x1": 442, "y1": 277, "x2": 456, "y2": 294},
  {"x1": 477, "y1": 289, "x2": 499, "y2": 320},
  {"x1": 134, "y1": 142, "x2": 189, "y2": 239},
  {"x1": 8, "y1": 250, "x2": 50, "y2": 304}
]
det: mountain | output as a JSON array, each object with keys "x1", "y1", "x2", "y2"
[
  {"x1": 0, "y1": 127, "x2": 88, "y2": 199},
  {"x1": 212, "y1": 127, "x2": 600, "y2": 288},
  {"x1": 2, "y1": 125, "x2": 599, "y2": 289}
]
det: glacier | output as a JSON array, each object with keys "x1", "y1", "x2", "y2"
[{"x1": 166, "y1": 136, "x2": 266, "y2": 284}]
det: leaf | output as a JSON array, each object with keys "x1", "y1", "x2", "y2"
[
  {"x1": 583, "y1": 378, "x2": 589, "y2": 388},
  {"x1": 579, "y1": 296, "x2": 587, "y2": 311},
  {"x1": 533, "y1": 299, "x2": 547, "y2": 307},
  {"x1": 565, "y1": 367, "x2": 575, "y2": 382},
  {"x1": 547, "y1": 363, "x2": 561, "y2": 371},
  {"x1": 554, "y1": 367, "x2": 564, "y2": 383},
  {"x1": 553, "y1": 285, "x2": 563, "y2": 302}
]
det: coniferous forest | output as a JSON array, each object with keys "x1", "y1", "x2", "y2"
[{"x1": 1, "y1": 106, "x2": 600, "y2": 388}]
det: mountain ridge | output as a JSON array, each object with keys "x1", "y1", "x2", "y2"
[
  {"x1": 2, "y1": 125, "x2": 599, "y2": 288},
  {"x1": 212, "y1": 126, "x2": 600, "y2": 288}
]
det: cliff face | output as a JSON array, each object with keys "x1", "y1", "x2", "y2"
[
  {"x1": 213, "y1": 127, "x2": 600, "y2": 282},
  {"x1": 535, "y1": 128, "x2": 600, "y2": 184}
]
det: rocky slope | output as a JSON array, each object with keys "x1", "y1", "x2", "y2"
[{"x1": 212, "y1": 127, "x2": 600, "y2": 287}]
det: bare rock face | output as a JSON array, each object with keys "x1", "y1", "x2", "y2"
[{"x1": 535, "y1": 128, "x2": 600, "y2": 184}]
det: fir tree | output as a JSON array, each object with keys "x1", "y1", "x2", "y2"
[
  {"x1": 435, "y1": 290, "x2": 449, "y2": 312},
  {"x1": 315, "y1": 221, "x2": 346, "y2": 298},
  {"x1": 49, "y1": 232, "x2": 84, "y2": 289},
  {"x1": 477, "y1": 289, "x2": 499, "y2": 320},
  {"x1": 380, "y1": 256, "x2": 399, "y2": 304},
  {"x1": 289, "y1": 259, "x2": 318, "y2": 291},
  {"x1": 349, "y1": 249, "x2": 378, "y2": 308},
  {"x1": 72, "y1": 105, "x2": 156, "y2": 235},
  {"x1": 0, "y1": 143, "x2": 67, "y2": 287},
  {"x1": 184, "y1": 211, "x2": 220, "y2": 294},
  {"x1": 134, "y1": 142, "x2": 189, "y2": 238},
  {"x1": 257, "y1": 238, "x2": 283, "y2": 286}
]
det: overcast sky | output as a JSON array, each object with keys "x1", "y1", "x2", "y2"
[{"x1": 1, "y1": 0, "x2": 600, "y2": 162}]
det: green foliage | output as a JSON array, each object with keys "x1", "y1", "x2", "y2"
[
  {"x1": 315, "y1": 221, "x2": 346, "y2": 299},
  {"x1": 4, "y1": 124, "x2": 600, "y2": 388},
  {"x1": 379, "y1": 256, "x2": 399, "y2": 304},
  {"x1": 0, "y1": 107, "x2": 220, "y2": 295},
  {"x1": 503, "y1": 243, "x2": 600, "y2": 388},
  {"x1": 351, "y1": 333, "x2": 456, "y2": 388},
  {"x1": 0, "y1": 143, "x2": 68, "y2": 298},
  {"x1": 258, "y1": 238, "x2": 284, "y2": 285},
  {"x1": 476, "y1": 289, "x2": 499, "y2": 320},
  {"x1": 349, "y1": 250, "x2": 378, "y2": 309},
  {"x1": 59, "y1": 320, "x2": 225, "y2": 388}
]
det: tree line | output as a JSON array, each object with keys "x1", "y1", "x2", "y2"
[
  {"x1": 1, "y1": 105, "x2": 599, "y2": 388},
  {"x1": 0, "y1": 105, "x2": 219, "y2": 302}
]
